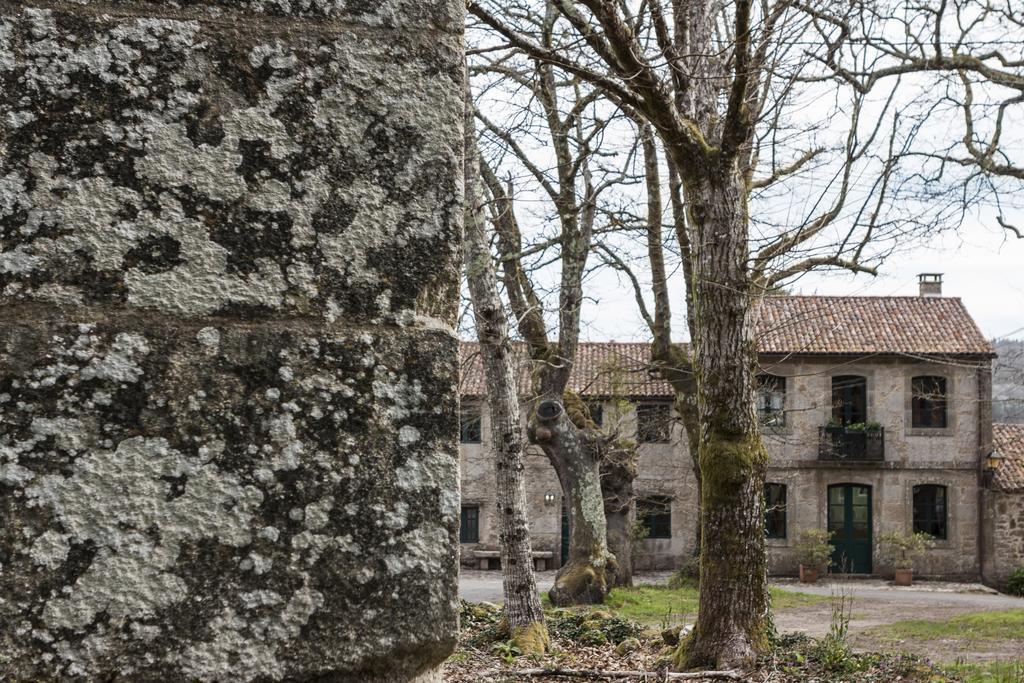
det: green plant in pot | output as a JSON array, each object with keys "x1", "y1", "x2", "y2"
[
  {"x1": 878, "y1": 531, "x2": 934, "y2": 586},
  {"x1": 794, "y1": 528, "x2": 834, "y2": 583}
]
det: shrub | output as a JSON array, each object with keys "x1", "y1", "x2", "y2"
[
  {"x1": 668, "y1": 556, "x2": 700, "y2": 588},
  {"x1": 877, "y1": 531, "x2": 934, "y2": 570},
  {"x1": 794, "y1": 528, "x2": 834, "y2": 568},
  {"x1": 1007, "y1": 568, "x2": 1024, "y2": 597}
]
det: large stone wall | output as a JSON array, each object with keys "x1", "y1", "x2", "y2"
[
  {"x1": 983, "y1": 490, "x2": 1024, "y2": 587},
  {"x1": 0, "y1": 2, "x2": 462, "y2": 681}
]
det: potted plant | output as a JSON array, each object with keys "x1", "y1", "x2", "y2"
[
  {"x1": 824, "y1": 418, "x2": 845, "y2": 434},
  {"x1": 794, "y1": 528, "x2": 834, "y2": 583},
  {"x1": 878, "y1": 531, "x2": 934, "y2": 586}
]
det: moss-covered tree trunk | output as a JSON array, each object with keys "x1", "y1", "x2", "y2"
[
  {"x1": 674, "y1": 169, "x2": 771, "y2": 670},
  {"x1": 601, "y1": 443, "x2": 637, "y2": 587},
  {"x1": 463, "y1": 81, "x2": 547, "y2": 652},
  {"x1": 530, "y1": 400, "x2": 617, "y2": 605}
]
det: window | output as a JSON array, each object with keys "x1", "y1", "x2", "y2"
[
  {"x1": 460, "y1": 505, "x2": 480, "y2": 543},
  {"x1": 912, "y1": 485, "x2": 947, "y2": 540},
  {"x1": 637, "y1": 496, "x2": 672, "y2": 539},
  {"x1": 911, "y1": 376, "x2": 948, "y2": 429},
  {"x1": 757, "y1": 375, "x2": 787, "y2": 427},
  {"x1": 832, "y1": 375, "x2": 867, "y2": 425},
  {"x1": 586, "y1": 402, "x2": 604, "y2": 427},
  {"x1": 636, "y1": 402, "x2": 671, "y2": 443},
  {"x1": 764, "y1": 483, "x2": 787, "y2": 539},
  {"x1": 460, "y1": 405, "x2": 482, "y2": 444}
]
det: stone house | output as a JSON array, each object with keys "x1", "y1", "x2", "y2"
[
  {"x1": 982, "y1": 423, "x2": 1024, "y2": 586},
  {"x1": 460, "y1": 276, "x2": 1024, "y2": 582}
]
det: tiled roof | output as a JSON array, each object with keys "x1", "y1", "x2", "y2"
[
  {"x1": 460, "y1": 342, "x2": 675, "y2": 398},
  {"x1": 461, "y1": 295, "x2": 995, "y2": 398},
  {"x1": 993, "y1": 423, "x2": 1024, "y2": 494},
  {"x1": 756, "y1": 296, "x2": 994, "y2": 356}
]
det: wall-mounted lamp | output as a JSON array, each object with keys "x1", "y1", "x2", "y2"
[
  {"x1": 985, "y1": 450, "x2": 1003, "y2": 471},
  {"x1": 544, "y1": 492, "x2": 556, "y2": 506},
  {"x1": 983, "y1": 450, "x2": 1003, "y2": 488}
]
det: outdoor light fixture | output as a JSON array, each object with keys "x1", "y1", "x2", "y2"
[
  {"x1": 983, "y1": 450, "x2": 1003, "y2": 488},
  {"x1": 986, "y1": 450, "x2": 1003, "y2": 471},
  {"x1": 544, "y1": 492, "x2": 556, "y2": 506}
]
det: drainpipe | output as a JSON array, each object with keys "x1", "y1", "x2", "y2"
[{"x1": 977, "y1": 362, "x2": 994, "y2": 583}]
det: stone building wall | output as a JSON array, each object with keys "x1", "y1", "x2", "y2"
[
  {"x1": 982, "y1": 491, "x2": 1024, "y2": 587},
  {"x1": 460, "y1": 354, "x2": 993, "y2": 579},
  {"x1": 759, "y1": 356, "x2": 986, "y2": 578},
  {"x1": 0, "y1": 2, "x2": 462, "y2": 681}
]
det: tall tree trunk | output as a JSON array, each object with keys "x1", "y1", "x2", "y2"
[
  {"x1": 601, "y1": 442, "x2": 637, "y2": 587},
  {"x1": 674, "y1": 170, "x2": 770, "y2": 670},
  {"x1": 463, "y1": 80, "x2": 547, "y2": 654},
  {"x1": 530, "y1": 400, "x2": 617, "y2": 605}
]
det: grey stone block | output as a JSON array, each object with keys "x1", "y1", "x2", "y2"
[
  {"x1": 0, "y1": 5, "x2": 462, "y2": 324},
  {"x1": 0, "y1": 0, "x2": 464, "y2": 30},
  {"x1": 0, "y1": 313, "x2": 460, "y2": 681}
]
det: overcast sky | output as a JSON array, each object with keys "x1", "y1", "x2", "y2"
[{"x1": 579, "y1": 218, "x2": 1024, "y2": 343}]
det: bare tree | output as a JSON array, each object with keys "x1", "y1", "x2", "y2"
[
  {"x1": 468, "y1": 35, "x2": 644, "y2": 604},
  {"x1": 802, "y1": 0, "x2": 1024, "y2": 237},
  {"x1": 463, "y1": 84, "x2": 549, "y2": 652},
  {"x1": 467, "y1": 0, "x2": 1003, "y2": 669}
]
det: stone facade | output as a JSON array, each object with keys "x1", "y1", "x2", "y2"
[
  {"x1": 461, "y1": 349, "x2": 999, "y2": 579},
  {"x1": 982, "y1": 423, "x2": 1024, "y2": 587},
  {"x1": 982, "y1": 491, "x2": 1024, "y2": 587},
  {"x1": 0, "y1": 2, "x2": 462, "y2": 681}
]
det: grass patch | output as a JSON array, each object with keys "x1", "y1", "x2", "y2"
[
  {"x1": 582, "y1": 582, "x2": 828, "y2": 625},
  {"x1": 942, "y1": 660, "x2": 1024, "y2": 683},
  {"x1": 866, "y1": 609, "x2": 1024, "y2": 644}
]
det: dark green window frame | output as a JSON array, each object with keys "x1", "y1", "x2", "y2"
[{"x1": 460, "y1": 505, "x2": 480, "y2": 543}]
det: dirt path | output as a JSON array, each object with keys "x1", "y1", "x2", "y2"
[{"x1": 771, "y1": 579, "x2": 1024, "y2": 664}]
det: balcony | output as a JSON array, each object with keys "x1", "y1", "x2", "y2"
[{"x1": 818, "y1": 425, "x2": 885, "y2": 461}]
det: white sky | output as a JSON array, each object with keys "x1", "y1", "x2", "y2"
[{"x1": 580, "y1": 218, "x2": 1024, "y2": 343}]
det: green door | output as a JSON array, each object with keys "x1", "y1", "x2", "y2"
[{"x1": 827, "y1": 484, "x2": 872, "y2": 574}]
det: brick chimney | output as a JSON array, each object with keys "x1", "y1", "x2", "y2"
[{"x1": 918, "y1": 273, "x2": 943, "y2": 297}]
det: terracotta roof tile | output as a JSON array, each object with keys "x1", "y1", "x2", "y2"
[
  {"x1": 461, "y1": 295, "x2": 994, "y2": 397},
  {"x1": 756, "y1": 296, "x2": 994, "y2": 356},
  {"x1": 993, "y1": 423, "x2": 1024, "y2": 493},
  {"x1": 460, "y1": 342, "x2": 675, "y2": 399}
]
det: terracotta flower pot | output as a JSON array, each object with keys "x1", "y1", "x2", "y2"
[
  {"x1": 894, "y1": 568, "x2": 913, "y2": 586},
  {"x1": 799, "y1": 564, "x2": 820, "y2": 584}
]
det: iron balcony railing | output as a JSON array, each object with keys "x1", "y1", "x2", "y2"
[{"x1": 818, "y1": 426, "x2": 885, "y2": 461}]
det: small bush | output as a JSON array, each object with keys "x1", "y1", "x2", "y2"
[
  {"x1": 668, "y1": 556, "x2": 700, "y2": 588},
  {"x1": 1007, "y1": 568, "x2": 1024, "y2": 597},
  {"x1": 548, "y1": 609, "x2": 642, "y2": 645},
  {"x1": 794, "y1": 528, "x2": 834, "y2": 567}
]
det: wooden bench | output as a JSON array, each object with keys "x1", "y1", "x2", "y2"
[{"x1": 473, "y1": 550, "x2": 556, "y2": 571}]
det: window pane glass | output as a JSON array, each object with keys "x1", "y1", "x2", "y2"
[
  {"x1": 832, "y1": 376, "x2": 867, "y2": 425},
  {"x1": 757, "y1": 375, "x2": 786, "y2": 427},
  {"x1": 913, "y1": 485, "x2": 947, "y2": 539},
  {"x1": 764, "y1": 483, "x2": 787, "y2": 539},
  {"x1": 460, "y1": 406, "x2": 482, "y2": 444},
  {"x1": 638, "y1": 496, "x2": 672, "y2": 538},
  {"x1": 637, "y1": 403, "x2": 671, "y2": 443},
  {"x1": 912, "y1": 377, "x2": 948, "y2": 428}
]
